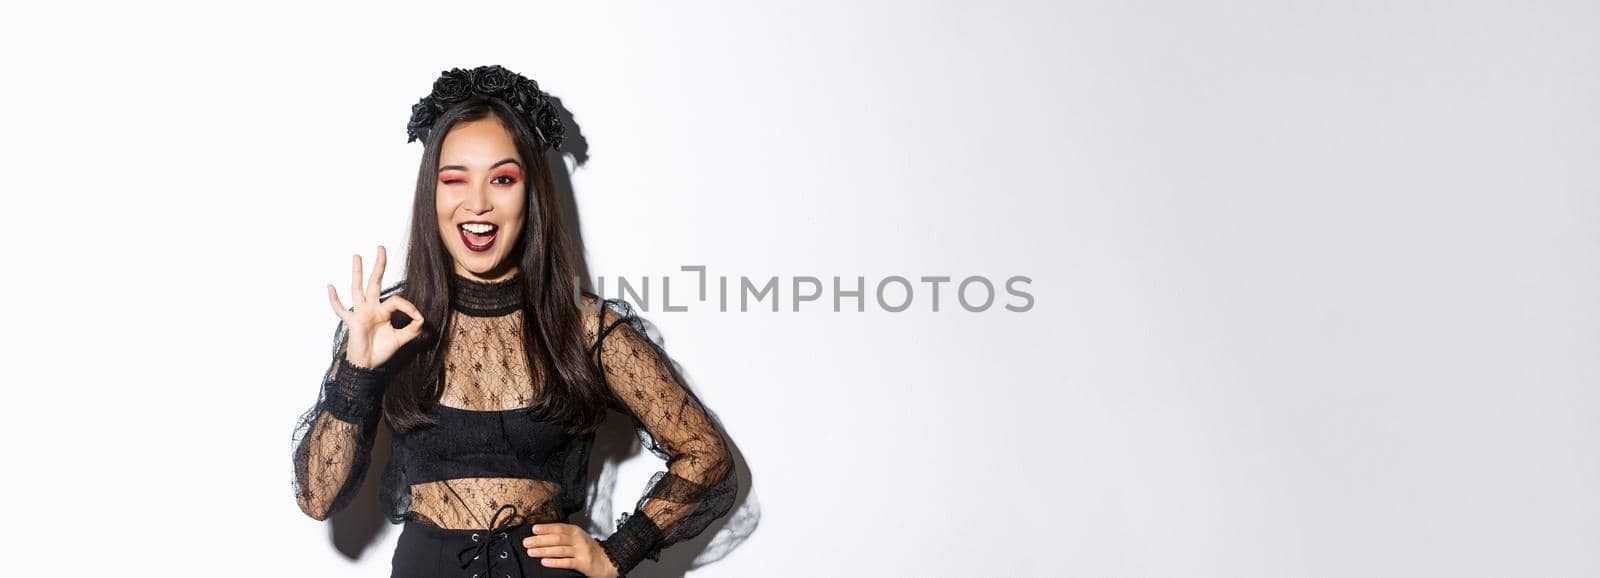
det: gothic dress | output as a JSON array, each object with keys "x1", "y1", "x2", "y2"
[{"x1": 291, "y1": 271, "x2": 738, "y2": 578}]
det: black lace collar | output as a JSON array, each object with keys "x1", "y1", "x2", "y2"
[{"x1": 448, "y1": 270, "x2": 525, "y2": 317}]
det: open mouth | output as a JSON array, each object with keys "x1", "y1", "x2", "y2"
[{"x1": 458, "y1": 222, "x2": 498, "y2": 252}]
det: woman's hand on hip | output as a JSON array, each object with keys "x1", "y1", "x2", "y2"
[
  {"x1": 326, "y1": 244, "x2": 425, "y2": 369},
  {"x1": 523, "y1": 523, "x2": 620, "y2": 578}
]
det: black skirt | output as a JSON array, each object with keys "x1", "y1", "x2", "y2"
[{"x1": 392, "y1": 518, "x2": 588, "y2": 578}]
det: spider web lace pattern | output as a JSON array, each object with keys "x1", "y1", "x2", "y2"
[{"x1": 291, "y1": 276, "x2": 737, "y2": 577}]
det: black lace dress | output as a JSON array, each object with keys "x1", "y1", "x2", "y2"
[{"x1": 291, "y1": 270, "x2": 738, "y2": 577}]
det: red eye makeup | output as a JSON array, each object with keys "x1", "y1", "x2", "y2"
[
  {"x1": 436, "y1": 159, "x2": 521, "y2": 186},
  {"x1": 490, "y1": 167, "x2": 521, "y2": 185},
  {"x1": 438, "y1": 169, "x2": 467, "y2": 185}
]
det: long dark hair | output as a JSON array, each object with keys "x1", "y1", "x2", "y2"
[{"x1": 382, "y1": 95, "x2": 609, "y2": 436}]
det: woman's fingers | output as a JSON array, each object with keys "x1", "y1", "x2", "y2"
[
  {"x1": 326, "y1": 284, "x2": 350, "y2": 322},
  {"x1": 539, "y1": 557, "x2": 577, "y2": 569},
  {"x1": 350, "y1": 253, "x2": 365, "y2": 308},
  {"x1": 383, "y1": 295, "x2": 426, "y2": 340},
  {"x1": 367, "y1": 245, "x2": 386, "y2": 300},
  {"x1": 526, "y1": 545, "x2": 577, "y2": 559},
  {"x1": 523, "y1": 524, "x2": 581, "y2": 549},
  {"x1": 523, "y1": 525, "x2": 610, "y2": 575},
  {"x1": 523, "y1": 529, "x2": 564, "y2": 549}
]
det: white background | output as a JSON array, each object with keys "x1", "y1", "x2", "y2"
[{"x1": 2, "y1": 1, "x2": 1596, "y2": 576}]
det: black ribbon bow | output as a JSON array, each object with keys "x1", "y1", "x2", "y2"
[{"x1": 456, "y1": 504, "x2": 526, "y2": 578}]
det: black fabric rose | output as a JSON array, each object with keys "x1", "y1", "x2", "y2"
[
  {"x1": 537, "y1": 107, "x2": 566, "y2": 150},
  {"x1": 406, "y1": 97, "x2": 440, "y2": 143},
  {"x1": 405, "y1": 65, "x2": 565, "y2": 150},
  {"x1": 518, "y1": 76, "x2": 542, "y2": 95},
  {"x1": 512, "y1": 84, "x2": 543, "y2": 116},
  {"x1": 472, "y1": 65, "x2": 516, "y2": 97},
  {"x1": 431, "y1": 68, "x2": 473, "y2": 103}
]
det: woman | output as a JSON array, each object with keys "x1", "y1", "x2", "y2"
[{"x1": 291, "y1": 65, "x2": 739, "y2": 578}]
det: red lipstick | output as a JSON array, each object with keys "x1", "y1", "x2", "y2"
[{"x1": 458, "y1": 220, "x2": 498, "y2": 252}]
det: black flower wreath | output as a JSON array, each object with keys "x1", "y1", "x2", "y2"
[{"x1": 405, "y1": 65, "x2": 566, "y2": 150}]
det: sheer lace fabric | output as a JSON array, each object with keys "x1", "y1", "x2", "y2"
[{"x1": 290, "y1": 272, "x2": 738, "y2": 576}]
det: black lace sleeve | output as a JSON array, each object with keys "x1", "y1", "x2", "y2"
[
  {"x1": 589, "y1": 300, "x2": 739, "y2": 577},
  {"x1": 291, "y1": 317, "x2": 391, "y2": 520}
]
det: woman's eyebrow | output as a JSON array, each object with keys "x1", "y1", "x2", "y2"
[{"x1": 437, "y1": 158, "x2": 522, "y2": 173}]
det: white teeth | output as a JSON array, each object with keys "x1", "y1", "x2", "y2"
[{"x1": 460, "y1": 223, "x2": 496, "y2": 234}]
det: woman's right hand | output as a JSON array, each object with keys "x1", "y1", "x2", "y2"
[{"x1": 326, "y1": 244, "x2": 425, "y2": 369}]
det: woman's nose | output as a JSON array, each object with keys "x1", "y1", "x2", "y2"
[{"x1": 463, "y1": 182, "x2": 492, "y2": 212}]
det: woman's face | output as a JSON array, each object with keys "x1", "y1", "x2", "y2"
[{"x1": 435, "y1": 117, "x2": 526, "y2": 281}]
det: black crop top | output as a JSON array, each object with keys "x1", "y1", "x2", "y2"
[
  {"x1": 290, "y1": 270, "x2": 738, "y2": 577},
  {"x1": 401, "y1": 404, "x2": 577, "y2": 484}
]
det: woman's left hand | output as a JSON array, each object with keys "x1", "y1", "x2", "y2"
[{"x1": 523, "y1": 523, "x2": 620, "y2": 578}]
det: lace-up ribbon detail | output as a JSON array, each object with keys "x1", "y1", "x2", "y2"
[{"x1": 455, "y1": 504, "x2": 526, "y2": 578}]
